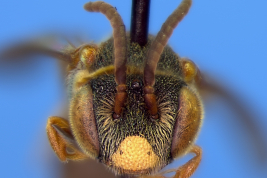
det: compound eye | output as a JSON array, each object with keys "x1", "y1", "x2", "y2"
[
  {"x1": 79, "y1": 45, "x2": 97, "y2": 69},
  {"x1": 171, "y1": 87, "x2": 203, "y2": 158},
  {"x1": 70, "y1": 86, "x2": 100, "y2": 159}
]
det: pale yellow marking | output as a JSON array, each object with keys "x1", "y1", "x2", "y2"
[
  {"x1": 112, "y1": 136, "x2": 159, "y2": 172},
  {"x1": 181, "y1": 59, "x2": 197, "y2": 82},
  {"x1": 74, "y1": 65, "x2": 115, "y2": 88},
  {"x1": 80, "y1": 45, "x2": 97, "y2": 70},
  {"x1": 73, "y1": 64, "x2": 180, "y2": 94}
]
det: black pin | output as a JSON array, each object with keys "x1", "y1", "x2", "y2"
[{"x1": 130, "y1": 0, "x2": 150, "y2": 46}]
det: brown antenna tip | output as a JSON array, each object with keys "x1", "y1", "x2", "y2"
[{"x1": 144, "y1": 0, "x2": 192, "y2": 87}]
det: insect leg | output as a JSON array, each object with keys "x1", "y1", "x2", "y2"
[
  {"x1": 139, "y1": 146, "x2": 202, "y2": 178},
  {"x1": 46, "y1": 116, "x2": 88, "y2": 162},
  {"x1": 172, "y1": 145, "x2": 202, "y2": 178}
]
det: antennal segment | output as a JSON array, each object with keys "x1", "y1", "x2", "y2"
[
  {"x1": 84, "y1": 1, "x2": 127, "y2": 119},
  {"x1": 143, "y1": 0, "x2": 192, "y2": 118},
  {"x1": 84, "y1": 1, "x2": 127, "y2": 85}
]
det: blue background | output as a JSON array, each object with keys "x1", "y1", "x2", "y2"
[{"x1": 0, "y1": 0, "x2": 267, "y2": 177}]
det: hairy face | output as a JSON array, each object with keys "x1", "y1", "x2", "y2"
[
  {"x1": 70, "y1": 38, "x2": 185, "y2": 175},
  {"x1": 91, "y1": 73, "x2": 185, "y2": 174}
]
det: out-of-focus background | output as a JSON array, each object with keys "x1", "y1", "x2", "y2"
[{"x1": 0, "y1": 0, "x2": 267, "y2": 178}]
